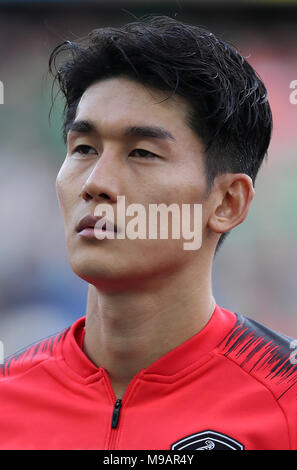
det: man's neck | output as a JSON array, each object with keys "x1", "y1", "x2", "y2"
[{"x1": 83, "y1": 265, "x2": 215, "y2": 399}]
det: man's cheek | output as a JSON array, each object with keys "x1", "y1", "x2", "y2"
[{"x1": 56, "y1": 170, "x2": 78, "y2": 208}]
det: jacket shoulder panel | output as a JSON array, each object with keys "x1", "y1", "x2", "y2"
[
  {"x1": 218, "y1": 313, "x2": 297, "y2": 401},
  {"x1": 0, "y1": 327, "x2": 70, "y2": 378}
]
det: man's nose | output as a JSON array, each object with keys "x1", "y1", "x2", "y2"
[{"x1": 79, "y1": 151, "x2": 122, "y2": 203}]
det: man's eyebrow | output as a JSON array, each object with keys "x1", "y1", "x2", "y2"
[
  {"x1": 124, "y1": 125, "x2": 176, "y2": 141},
  {"x1": 67, "y1": 120, "x2": 96, "y2": 135},
  {"x1": 67, "y1": 120, "x2": 175, "y2": 141}
]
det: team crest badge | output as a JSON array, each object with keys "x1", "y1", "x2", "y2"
[{"x1": 171, "y1": 430, "x2": 244, "y2": 450}]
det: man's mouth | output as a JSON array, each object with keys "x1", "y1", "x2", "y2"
[{"x1": 76, "y1": 214, "x2": 117, "y2": 233}]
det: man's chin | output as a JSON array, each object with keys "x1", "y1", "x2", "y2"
[
  {"x1": 68, "y1": 257, "x2": 132, "y2": 291},
  {"x1": 69, "y1": 261, "x2": 115, "y2": 284},
  {"x1": 68, "y1": 259, "x2": 163, "y2": 293}
]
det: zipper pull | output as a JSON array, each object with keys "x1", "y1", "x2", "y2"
[{"x1": 111, "y1": 399, "x2": 122, "y2": 429}]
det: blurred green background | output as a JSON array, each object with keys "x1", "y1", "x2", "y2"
[{"x1": 0, "y1": 0, "x2": 296, "y2": 356}]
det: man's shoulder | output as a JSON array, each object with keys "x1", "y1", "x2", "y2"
[
  {"x1": 217, "y1": 311, "x2": 297, "y2": 402},
  {"x1": 0, "y1": 326, "x2": 71, "y2": 379}
]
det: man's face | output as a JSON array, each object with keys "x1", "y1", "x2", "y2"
[{"x1": 56, "y1": 77, "x2": 210, "y2": 290}]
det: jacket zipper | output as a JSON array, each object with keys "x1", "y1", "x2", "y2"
[
  {"x1": 111, "y1": 399, "x2": 122, "y2": 429},
  {"x1": 103, "y1": 368, "x2": 144, "y2": 449},
  {"x1": 108, "y1": 398, "x2": 122, "y2": 449}
]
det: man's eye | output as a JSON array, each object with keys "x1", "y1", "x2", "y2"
[
  {"x1": 73, "y1": 145, "x2": 97, "y2": 155},
  {"x1": 129, "y1": 149, "x2": 158, "y2": 159}
]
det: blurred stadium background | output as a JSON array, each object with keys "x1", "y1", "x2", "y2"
[{"x1": 0, "y1": 0, "x2": 296, "y2": 357}]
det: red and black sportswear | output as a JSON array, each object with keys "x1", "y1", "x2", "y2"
[{"x1": 0, "y1": 304, "x2": 296, "y2": 450}]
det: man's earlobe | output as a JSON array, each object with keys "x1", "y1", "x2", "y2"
[
  {"x1": 207, "y1": 204, "x2": 231, "y2": 235},
  {"x1": 207, "y1": 174, "x2": 255, "y2": 235}
]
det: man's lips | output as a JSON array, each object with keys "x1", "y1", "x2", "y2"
[{"x1": 76, "y1": 214, "x2": 117, "y2": 233}]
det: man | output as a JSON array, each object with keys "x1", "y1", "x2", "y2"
[{"x1": 1, "y1": 15, "x2": 296, "y2": 450}]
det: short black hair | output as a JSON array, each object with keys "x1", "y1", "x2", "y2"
[{"x1": 49, "y1": 15, "x2": 272, "y2": 252}]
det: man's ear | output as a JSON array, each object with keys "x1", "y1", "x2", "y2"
[{"x1": 207, "y1": 173, "x2": 255, "y2": 235}]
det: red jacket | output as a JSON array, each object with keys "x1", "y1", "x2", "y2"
[{"x1": 1, "y1": 304, "x2": 296, "y2": 450}]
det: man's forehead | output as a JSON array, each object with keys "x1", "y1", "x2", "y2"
[
  {"x1": 68, "y1": 77, "x2": 195, "y2": 146},
  {"x1": 76, "y1": 76, "x2": 190, "y2": 118}
]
